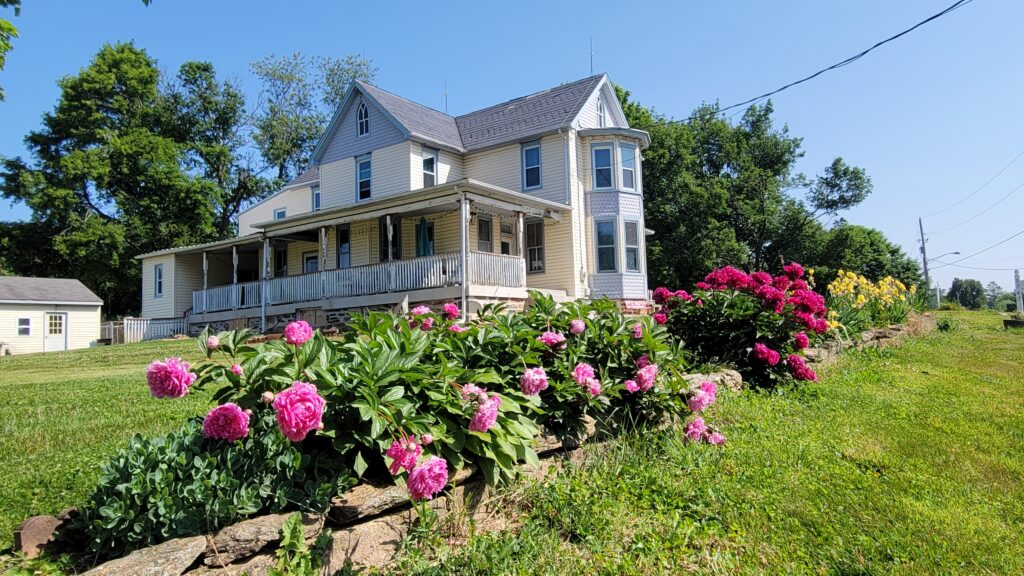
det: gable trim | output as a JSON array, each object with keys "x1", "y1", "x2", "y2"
[
  {"x1": 568, "y1": 75, "x2": 628, "y2": 130},
  {"x1": 309, "y1": 82, "x2": 412, "y2": 165}
]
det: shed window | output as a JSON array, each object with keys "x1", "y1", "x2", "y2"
[
  {"x1": 521, "y1": 143, "x2": 541, "y2": 190},
  {"x1": 357, "y1": 102, "x2": 369, "y2": 136},
  {"x1": 624, "y1": 221, "x2": 640, "y2": 272},
  {"x1": 273, "y1": 208, "x2": 287, "y2": 220},
  {"x1": 357, "y1": 155, "x2": 372, "y2": 200},
  {"x1": 526, "y1": 218, "x2": 545, "y2": 273},
  {"x1": 595, "y1": 220, "x2": 617, "y2": 272},
  {"x1": 422, "y1": 147, "x2": 438, "y2": 187},
  {"x1": 17, "y1": 318, "x2": 30, "y2": 336},
  {"x1": 620, "y1": 144, "x2": 636, "y2": 190},
  {"x1": 478, "y1": 215, "x2": 493, "y2": 253},
  {"x1": 592, "y1": 145, "x2": 613, "y2": 190},
  {"x1": 154, "y1": 264, "x2": 164, "y2": 297}
]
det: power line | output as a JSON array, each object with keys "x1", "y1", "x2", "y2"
[
  {"x1": 922, "y1": 145, "x2": 1024, "y2": 218},
  {"x1": 931, "y1": 260, "x2": 1021, "y2": 272},
  {"x1": 930, "y1": 226, "x2": 1024, "y2": 270},
  {"x1": 928, "y1": 177, "x2": 1024, "y2": 234}
]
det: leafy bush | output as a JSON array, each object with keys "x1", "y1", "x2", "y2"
[
  {"x1": 66, "y1": 415, "x2": 350, "y2": 557},
  {"x1": 657, "y1": 263, "x2": 828, "y2": 388}
]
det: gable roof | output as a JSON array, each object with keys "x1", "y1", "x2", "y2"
[
  {"x1": 237, "y1": 165, "x2": 319, "y2": 217},
  {"x1": 0, "y1": 277, "x2": 103, "y2": 305},
  {"x1": 311, "y1": 74, "x2": 611, "y2": 162}
]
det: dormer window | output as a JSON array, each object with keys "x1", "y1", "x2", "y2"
[
  {"x1": 357, "y1": 102, "x2": 369, "y2": 137},
  {"x1": 597, "y1": 96, "x2": 606, "y2": 128}
]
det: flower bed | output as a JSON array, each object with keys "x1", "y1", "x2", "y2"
[
  {"x1": 63, "y1": 292, "x2": 723, "y2": 560},
  {"x1": 826, "y1": 270, "x2": 917, "y2": 335}
]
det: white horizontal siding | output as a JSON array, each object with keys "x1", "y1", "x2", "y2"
[
  {"x1": 174, "y1": 254, "x2": 205, "y2": 317},
  {"x1": 141, "y1": 255, "x2": 174, "y2": 319},
  {"x1": 464, "y1": 134, "x2": 566, "y2": 204},
  {"x1": 0, "y1": 304, "x2": 100, "y2": 355},
  {"x1": 239, "y1": 185, "x2": 315, "y2": 235},
  {"x1": 319, "y1": 141, "x2": 412, "y2": 211}
]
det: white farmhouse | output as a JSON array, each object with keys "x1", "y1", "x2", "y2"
[
  {"x1": 0, "y1": 277, "x2": 102, "y2": 354},
  {"x1": 137, "y1": 74, "x2": 650, "y2": 332}
]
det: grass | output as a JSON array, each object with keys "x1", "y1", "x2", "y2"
[
  {"x1": 0, "y1": 339, "x2": 212, "y2": 549},
  {"x1": 393, "y1": 311, "x2": 1024, "y2": 575}
]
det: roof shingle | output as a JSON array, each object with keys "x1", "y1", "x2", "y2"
[{"x1": 0, "y1": 277, "x2": 103, "y2": 304}]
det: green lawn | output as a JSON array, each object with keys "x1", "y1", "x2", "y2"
[
  {"x1": 394, "y1": 311, "x2": 1024, "y2": 575},
  {"x1": 0, "y1": 339, "x2": 212, "y2": 549}
]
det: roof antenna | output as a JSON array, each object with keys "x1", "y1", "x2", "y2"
[
  {"x1": 589, "y1": 35, "x2": 594, "y2": 75},
  {"x1": 444, "y1": 78, "x2": 449, "y2": 114}
]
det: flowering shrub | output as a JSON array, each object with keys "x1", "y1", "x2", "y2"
[
  {"x1": 826, "y1": 270, "x2": 917, "y2": 335},
  {"x1": 658, "y1": 262, "x2": 827, "y2": 388}
]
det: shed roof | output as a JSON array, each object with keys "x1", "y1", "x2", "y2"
[{"x1": 0, "y1": 277, "x2": 103, "y2": 305}]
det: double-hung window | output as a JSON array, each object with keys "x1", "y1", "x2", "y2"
[
  {"x1": 337, "y1": 225, "x2": 351, "y2": 269},
  {"x1": 478, "y1": 215, "x2": 493, "y2": 253},
  {"x1": 620, "y1": 144, "x2": 636, "y2": 190},
  {"x1": 357, "y1": 102, "x2": 369, "y2": 136},
  {"x1": 356, "y1": 155, "x2": 372, "y2": 200},
  {"x1": 526, "y1": 218, "x2": 545, "y2": 273},
  {"x1": 17, "y1": 318, "x2": 30, "y2": 336},
  {"x1": 273, "y1": 208, "x2": 287, "y2": 220},
  {"x1": 595, "y1": 220, "x2": 617, "y2": 272},
  {"x1": 521, "y1": 142, "x2": 541, "y2": 190},
  {"x1": 312, "y1": 186, "x2": 321, "y2": 212},
  {"x1": 624, "y1": 221, "x2": 641, "y2": 272},
  {"x1": 592, "y1": 144, "x2": 613, "y2": 190},
  {"x1": 153, "y1": 264, "x2": 164, "y2": 297},
  {"x1": 422, "y1": 147, "x2": 438, "y2": 187}
]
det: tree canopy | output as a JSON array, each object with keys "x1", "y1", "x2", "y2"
[{"x1": 947, "y1": 278, "x2": 985, "y2": 309}]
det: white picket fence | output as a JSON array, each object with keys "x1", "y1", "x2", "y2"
[{"x1": 124, "y1": 317, "x2": 187, "y2": 343}]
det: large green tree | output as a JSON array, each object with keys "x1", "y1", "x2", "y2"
[
  {"x1": 814, "y1": 223, "x2": 922, "y2": 288},
  {"x1": 0, "y1": 0, "x2": 20, "y2": 100},
  {"x1": 948, "y1": 278, "x2": 985, "y2": 309}
]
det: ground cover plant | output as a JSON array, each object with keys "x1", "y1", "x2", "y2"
[{"x1": 389, "y1": 311, "x2": 1024, "y2": 575}]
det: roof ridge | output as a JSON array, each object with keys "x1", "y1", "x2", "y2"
[
  {"x1": 356, "y1": 80, "x2": 455, "y2": 119},
  {"x1": 454, "y1": 73, "x2": 606, "y2": 120}
]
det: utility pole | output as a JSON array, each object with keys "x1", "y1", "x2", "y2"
[
  {"x1": 918, "y1": 217, "x2": 934, "y2": 308},
  {"x1": 1016, "y1": 269, "x2": 1023, "y2": 313}
]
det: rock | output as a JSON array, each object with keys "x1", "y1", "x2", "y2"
[
  {"x1": 322, "y1": 514, "x2": 410, "y2": 570},
  {"x1": 683, "y1": 369, "x2": 743, "y2": 392},
  {"x1": 860, "y1": 330, "x2": 877, "y2": 343},
  {"x1": 330, "y1": 466, "x2": 477, "y2": 527},
  {"x1": 13, "y1": 515, "x2": 63, "y2": 559},
  {"x1": 204, "y1": 512, "x2": 323, "y2": 566},
  {"x1": 802, "y1": 348, "x2": 829, "y2": 363},
  {"x1": 83, "y1": 535, "x2": 207, "y2": 576},
  {"x1": 187, "y1": 553, "x2": 274, "y2": 576}
]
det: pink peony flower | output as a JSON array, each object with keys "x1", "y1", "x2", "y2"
[
  {"x1": 147, "y1": 357, "x2": 197, "y2": 398},
  {"x1": 586, "y1": 378, "x2": 601, "y2": 396},
  {"x1": 753, "y1": 343, "x2": 781, "y2": 366},
  {"x1": 420, "y1": 317, "x2": 434, "y2": 331},
  {"x1": 448, "y1": 324, "x2": 468, "y2": 333},
  {"x1": 230, "y1": 364, "x2": 244, "y2": 376},
  {"x1": 793, "y1": 332, "x2": 810, "y2": 350},
  {"x1": 283, "y1": 320, "x2": 313, "y2": 346},
  {"x1": 411, "y1": 305, "x2": 431, "y2": 316},
  {"x1": 674, "y1": 289, "x2": 693, "y2": 302},
  {"x1": 537, "y1": 330, "x2": 566, "y2": 347},
  {"x1": 469, "y1": 396, "x2": 501, "y2": 432},
  {"x1": 570, "y1": 318, "x2": 586, "y2": 335},
  {"x1": 573, "y1": 362, "x2": 595, "y2": 386},
  {"x1": 272, "y1": 381, "x2": 326, "y2": 441},
  {"x1": 652, "y1": 287, "x2": 673, "y2": 305},
  {"x1": 421, "y1": 434, "x2": 433, "y2": 445},
  {"x1": 749, "y1": 271, "x2": 773, "y2": 287},
  {"x1": 631, "y1": 323, "x2": 644, "y2": 339},
  {"x1": 685, "y1": 417, "x2": 708, "y2": 442},
  {"x1": 700, "y1": 380, "x2": 718, "y2": 402},
  {"x1": 790, "y1": 279, "x2": 809, "y2": 292},
  {"x1": 772, "y1": 275, "x2": 791, "y2": 293},
  {"x1": 687, "y1": 390, "x2": 714, "y2": 413},
  {"x1": 708, "y1": 432, "x2": 726, "y2": 445},
  {"x1": 754, "y1": 284, "x2": 786, "y2": 313},
  {"x1": 442, "y1": 302, "x2": 460, "y2": 320},
  {"x1": 635, "y1": 364, "x2": 659, "y2": 391},
  {"x1": 519, "y1": 367, "x2": 549, "y2": 395},
  {"x1": 783, "y1": 262, "x2": 805, "y2": 281},
  {"x1": 787, "y1": 354, "x2": 818, "y2": 381},
  {"x1": 408, "y1": 456, "x2": 449, "y2": 501},
  {"x1": 386, "y1": 436, "x2": 422, "y2": 474},
  {"x1": 702, "y1": 266, "x2": 752, "y2": 291},
  {"x1": 636, "y1": 354, "x2": 650, "y2": 369},
  {"x1": 206, "y1": 335, "x2": 220, "y2": 351},
  {"x1": 696, "y1": 299, "x2": 703, "y2": 307},
  {"x1": 202, "y1": 403, "x2": 250, "y2": 442},
  {"x1": 653, "y1": 312, "x2": 667, "y2": 325},
  {"x1": 461, "y1": 383, "x2": 488, "y2": 402},
  {"x1": 625, "y1": 379, "x2": 640, "y2": 393}
]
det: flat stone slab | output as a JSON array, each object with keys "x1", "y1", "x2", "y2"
[
  {"x1": 187, "y1": 552, "x2": 274, "y2": 576},
  {"x1": 683, "y1": 369, "x2": 742, "y2": 392},
  {"x1": 13, "y1": 515, "x2": 62, "y2": 559},
  {"x1": 204, "y1": 512, "x2": 323, "y2": 566},
  {"x1": 322, "y1": 514, "x2": 411, "y2": 570},
  {"x1": 83, "y1": 535, "x2": 207, "y2": 576}
]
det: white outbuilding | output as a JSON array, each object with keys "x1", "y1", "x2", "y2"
[{"x1": 0, "y1": 277, "x2": 102, "y2": 355}]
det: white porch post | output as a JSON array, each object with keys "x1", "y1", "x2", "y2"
[
  {"x1": 517, "y1": 211, "x2": 526, "y2": 288},
  {"x1": 260, "y1": 237, "x2": 269, "y2": 333},
  {"x1": 386, "y1": 214, "x2": 395, "y2": 291},
  {"x1": 231, "y1": 245, "x2": 238, "y2": 309},
  {"x1": 460, "y1": 194, "x2": 469, "y2": 322},
  {"x1": 202, "y1": 251, "x2": 208, "y2": 313},
  {"x1": 319, "y1": 226, "x2": 328, "y2": 300}
]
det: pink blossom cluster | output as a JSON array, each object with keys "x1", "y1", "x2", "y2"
[
  {"x1": 752, "y1": 343, "x2": 781, "y2": 366},
  {"x1": 448, "y1": 324, "x2": 468, "y2": 333},
  {"x1": 147, "y1": 357, "x2": 197, "y2": 398},
  {"x1": 537, "y1": 330, "x2": 566, "y2": 348},
  {"x1": 462, "y1": 384, "x2": 501, "y2": 432},
  {"x1": 442, "y1": 302, "x2": 460, "y2": 320},
  {"x1": 572, "y1": 362, "x2": 595, "y2": 385},
  {"x1": 272, "y1": 381, "x2": 326, "y2": 441},
  {"x1": 283, "y1": 320, "x2": 314, "y2": 346},
  {"x1": 793, "y1": 332, "x2": 810, "y2": 350},
  {"x1": 788, "y1": 289, "x2": 828, "y2": 333},
  {"x1": 519, "y1": 367, "x2": 549, "y2": 395},
  {"x1": 631, "y1": 323, "x2": 644, "y2": 339},
  {"x1": 419, "y1": 317, "x2": 435, "y2": 331},
  {"x1": 386, "y1": 435, "x2": 423, "y2": 474},
  {"x1": 569, "y1": 318, "x2": 586, "y2": 335},
  {"x1": 652, "y1": 287, "x2": 693, "y2": 306},
  {"x1": 636, "y1": 354, "x2": 650, "y2": 369},
  {"x1": 786, "y1": 354, "x2": 818, "y2": 381},
  {"x1": 230, "y1": 364, "x2": 244, "y2": 376},
  {"x1": 206, "y1": 335, "x2": 220, "y2": 350},
  {"x1": 685, "y1": 417, "x2": 726, "y2": 445},
  {"x1": 634, "y1": 363, "x2": 658, "y2": 392},
  {"x1": 408, "y1": 455, "x2": 449, "y2": 501},
  {"x1": 653, "y1": 312, "x2": 667, "y2": 325},
  {"x1": 410, "y1": 305, "x2": 431, "y2": 316},
  {"x1": 687, "y1": 380, "x2": 718, "y2": 413},
  {"x1": 202, "y1": 403, "x2": 250, "y2": 442},
  {"x1": 696, "y1": 266, "x2": 752, "y2": 291}
]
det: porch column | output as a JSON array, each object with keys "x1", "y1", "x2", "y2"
[
  {"x1": 516, "y1": 211, "x2": 525, "y2": 257},
  {"x1": 202, "y1": 251, "x2": 208, "y2": 313},
  {"x1": 319, "y1": 226, "x2": 328, "y2": 300},
  {"x1": 232, "y1": 245, "x2": 238, "y2": 310},
  {"x1": 386, "y1": 214, "x2": 395, "y2": 292},
  {"x1": 260, "y1": 237, "x2": 269, "y2": 333},
  {"x1": 460, "y1": 194, "x2": 469, "y2": 322}
]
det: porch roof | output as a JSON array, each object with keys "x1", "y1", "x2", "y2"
[
  {"x1": 251, "y1": 179, "x2": 568, "y2": 239},
  {"x1": 134, "y1": 233, "x2": 264, "y2": 260}
]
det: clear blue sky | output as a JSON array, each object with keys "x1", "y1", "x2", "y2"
[{"x1": 1, "y1": 0, "x2": 1021, "y2": 292}]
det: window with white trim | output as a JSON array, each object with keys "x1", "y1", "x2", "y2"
[
  {"x1": 624, "y1": 221, "x2": 641, "y2": 272},
  {"x1": 597, "y1": 96, "x2": 606, "y2": 127},
  {"x1": 620, "y1": 144, "x2": 636, "y2": 190},
  {"x1": 356, "y1": 155, "x2": 372, "y2": 200},
  {"x1": 274, "y1": 208, "x2": 287, "y2": 220},
  {"x1": 422, "y1": 147, "x2": 438, "y2": 187},
  {"x1": 154, "y1": 264, "x2": 164, "y2": 298},
  {"x1": 357, "y1": 102, "x2": 369, "y2": 136},
  {"x1": 478, "y1": 215, "x2": 493, "y2": 253},
  {"x1": 521, "y1": 142, "x2": 541, "y2": 190},
  {"x1": 17, "y1": 318, "x2": 30, "y2": 336},
  {"x1": 312, "y1": 186, "x2": 321, "y2": 212},
  {"x1": 595, "y1": 220, "x2": 617, "y2": 272},
  {"x1": 526, "y1": 218, "x2": 545, "y2": 273},
  {"x1": 592, "y1": 144, "x2": 613, "y2": 190}
]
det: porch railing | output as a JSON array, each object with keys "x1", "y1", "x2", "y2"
[{"x1": 191, "y1": 250, "x2": 525, "y2": 314}]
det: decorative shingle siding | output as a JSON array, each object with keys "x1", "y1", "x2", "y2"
[{"x1": 319, "y1": 94, "x2": 407, "y2": 165}]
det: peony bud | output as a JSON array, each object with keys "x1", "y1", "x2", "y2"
[
  {"x1": 261, "y1": 391, "x2": 275, "y2": 404},
  {"x1": 206, "y1": 335, "x2": 220, "y2": 350},
  {"x1": 421, "y1": 434, "x2": 433, "y2": 445}
]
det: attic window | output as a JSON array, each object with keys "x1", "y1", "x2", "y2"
[
  {"x1": 597, "y1": 96, "x2": 606, "y2": 128},
  {"x1": 357, "y1": 102, "x2": 369, "y2": 136}
]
